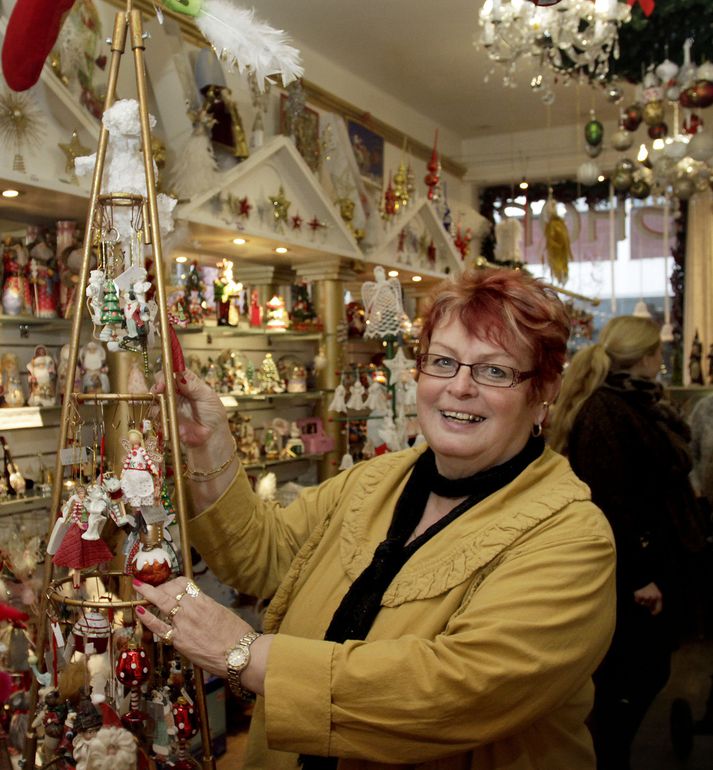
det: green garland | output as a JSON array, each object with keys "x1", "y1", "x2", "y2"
[{"x1": 613, "y1": 1, "x2": 713, "y2": 83}]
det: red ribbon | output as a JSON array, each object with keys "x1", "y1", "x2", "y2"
[{"x1": 627, "y1": 0, "x2": 655, "y2": 17}]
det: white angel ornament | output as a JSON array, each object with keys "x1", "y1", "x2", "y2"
[
  {"x1": 328, "y1": 383, "x2": 348, "y2": 413},
  {"x1": 365, "y1": 380, "x2": 389, "y2": 412},
  {"x1": 361, "y1": 266, "x2": 405, "y2": 339},
  {"x1": 345, "y1": 380, "x2": 366, "y2": 410}
]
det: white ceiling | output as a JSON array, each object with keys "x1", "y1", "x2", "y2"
[{"x1": 250, "y1": 0, "x2": 631, "y2": 142}]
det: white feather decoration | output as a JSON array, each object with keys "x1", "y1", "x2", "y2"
[{"x1": 195, "y1": 0, "x2": 303, "y2": 89}]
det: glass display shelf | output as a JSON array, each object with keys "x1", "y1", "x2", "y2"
[
  {"x1": 219, "y1": 391, "x2": 323, "y2": 409},
  {"x1": 0, "y1": 490, "x2": 52, "y2": 517},
  {"x1": 243, "y1": 453, "x2": 324, "y2": 472}
]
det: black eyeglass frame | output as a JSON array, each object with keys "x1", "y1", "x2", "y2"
[{"x1": 416, "y1": 353, "x2": 536, "y2": 389}]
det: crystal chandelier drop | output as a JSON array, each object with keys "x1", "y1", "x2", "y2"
[{"x1": 475, "y1": 0, "x2": 632, "y2": 102}]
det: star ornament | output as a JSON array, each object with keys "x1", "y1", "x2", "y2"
[
  {"x1": 58, "y1": 129, "x2": 91, "y2": 177},
  {"x1": 308, "y1": 216, "x2": 326, "y2": 233},
  {"x1": 238, "y1": 195, "x2": 252, "y2": 218},
  {"x1": 291, "y1": 213, "x2": 303, "y2": 231},
  {"x1": 268, "y1": 186, "x2": 291, "y2": 227},
  {"x1": 383, "y1": 346, "x2": 416, "y2": 385}
]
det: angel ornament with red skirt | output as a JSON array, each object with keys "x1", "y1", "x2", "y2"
[
  {"x1": 120, "y1": 429, "x2": 160, "y2": 507},
  {"x1": 47, "y1": 485, "x2": 114, "y2": 589}
]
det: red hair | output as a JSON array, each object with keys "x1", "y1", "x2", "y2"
[{"x1": 419, "y1": 268, "x2": 570, "y2": 397}]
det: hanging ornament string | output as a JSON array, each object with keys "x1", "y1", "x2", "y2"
[{"x1": 609, "y1": 182, "x2": 617, "y2": 313}]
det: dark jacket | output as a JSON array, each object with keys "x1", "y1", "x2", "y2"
[{"x1": 567, "y1": 372, "x2": 707, "y2": 599}]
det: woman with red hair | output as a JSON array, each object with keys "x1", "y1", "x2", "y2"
[{"x1": 135, "y1": 267, "x2": 615, "y2": 770}]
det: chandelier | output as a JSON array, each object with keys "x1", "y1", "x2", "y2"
[{"x1": 475, "y1": 0, "x2": 632, "y2": 101}]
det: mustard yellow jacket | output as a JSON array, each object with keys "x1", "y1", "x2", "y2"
[{"x1": 189, "y1": 445, "x2": 616, "y2": 770}]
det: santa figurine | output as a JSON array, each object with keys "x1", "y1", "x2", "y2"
[
  {"x1": 120, "y1": 429, "x2": 159, "y2": 507},
  {"x1": 78, "y1": 341, "x2": 110, "y2": 393},
  {"x1": 47, "y1": 486, "x2": 114, "y2": 590},
  {"x1": 27, "y1": 345, "x2": 57, "y2": 406}
]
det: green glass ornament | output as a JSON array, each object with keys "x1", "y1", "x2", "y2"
[
  {"x1": 162, "y1": 0, "x2": 202, "y2": 17},
  {"x1": 585, "y1": 115, "x2": 604, "y2": 147}
]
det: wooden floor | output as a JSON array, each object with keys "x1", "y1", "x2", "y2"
[{"x1": 215, "y1": 636, "x2": 713, "y2": 769}]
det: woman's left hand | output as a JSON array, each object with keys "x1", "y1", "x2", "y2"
[{"x1": 133, "y1": 576, "x2": 253, "y2": 677}]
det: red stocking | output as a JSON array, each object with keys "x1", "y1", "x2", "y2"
[{"x1": 2, "y1": 0, "x2": 77, "y2": 91}]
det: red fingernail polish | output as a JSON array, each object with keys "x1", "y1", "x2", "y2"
[
  {"x1": 132, "y1": 578, "x2": 143, "y2": 587},
  {"x1": 136, "y1": 605, "x2": 146, "y2": 615}
]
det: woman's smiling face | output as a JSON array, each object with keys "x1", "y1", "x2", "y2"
[{"x1": 416, "y1": 314, "x2": 545, "y2": 479}]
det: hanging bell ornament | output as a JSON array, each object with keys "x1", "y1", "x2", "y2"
[
  {"x1": 584, "y1": 113, "x2": 604, "y2": 147},
  {"x1": 171, "y1": 696, "x2": 199, "y2": 770},
  {"x1": 115, "y1": 641, "x2": 150, "y2": 733},
  {"x1": 647, "y1": 123, "x2": 668, "y2": 140},
  {"x1": 72, "y1": 610, "x2": 111, "y2": 654},
  {"x1": 611, "y1": 128, "x2": 634, "y2": 152},
  {"x1": 643, "y1": 100, "x2": 665, "y2": 127},
  {"x1": 622, "y1": 104, "x2": 643, "y2": 132}
]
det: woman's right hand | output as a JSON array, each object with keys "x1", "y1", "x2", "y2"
[
  {"x1": 634, "y1": 581, "x2": 663, "y2": 616},
  {"x1": 153, "y1": 368, "x2": 230, "y2": 449}
]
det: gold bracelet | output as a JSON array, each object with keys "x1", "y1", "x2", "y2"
[{"x1": 185, "y1": 437, "x2": 239, "y2": 482}]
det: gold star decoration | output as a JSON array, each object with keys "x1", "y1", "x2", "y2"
[
  {"x1": 268, "y1": 185, "x2": 291, "y2": 229},
  {"x1": 58, "y1": 129, "x2": 91, "y2": 179}
]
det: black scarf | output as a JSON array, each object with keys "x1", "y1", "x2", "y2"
[{"x1": 300, "y1": 436, "x2": 544, "y2": 769}]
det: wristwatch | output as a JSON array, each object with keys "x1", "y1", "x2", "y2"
[{"x1": 225, "y1": 631, "x2": 261, "y2": 700}]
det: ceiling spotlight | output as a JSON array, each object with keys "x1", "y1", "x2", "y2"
[
  {"x1": 175, "y1": 255, "x2": 188, "y2": 263},
  {"x1": 2, "y1": 189, "x2": 20, "y2": 198},
  {"x1": 232, "y1": 237, "x2": 246, "y2": 245},
  {"x1": 275, "y1": 247, "x2": 288, "y2": 254},
  {"x1": 519, "y1": 179, "x2": 529, "y2": 190},
  {"x1": 411, "y1": 275, "x2": 423, "y2": 283},
  {"x1": 387, "y1": 269, "x2": 399, "y2": 277}
]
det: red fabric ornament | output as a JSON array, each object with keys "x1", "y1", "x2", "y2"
[
  {"x1": 1, "y1": 0, "x2": 77, "y2": 92},
  {"x1": 627, "y1": 0, "x2": 655, "y2": 16}
]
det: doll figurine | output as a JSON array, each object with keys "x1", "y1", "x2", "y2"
[
  {"x1": 79, "y1": 341, "x2": 110, "y2": 394},
  {"x1": 1, "y1": 353, "x2": 25, "y2": 407},
  {"x1": 47, "y1": 486, "x2": 114, "y2": 589},
  {"x1": 27, "y1": 345, "x2": 58, "y2": 406},
  {"x1": 120, "y1": 429, "x2": 159, "y2": 507}
]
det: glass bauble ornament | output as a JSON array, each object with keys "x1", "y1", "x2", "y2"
[
  {"x1": 605, "y1": 84, "x2": 623, "y2": 103},
  {"x1": 647, "y1": 123, "x2": 668, "y2": 140},
  {"x1": 697, "y1": 62, "x2": 713, "y2": 82},
  {"x1": 577, "y1": 161, "x2": 600, "y2": 187},
  {"x1": 172, "y1": 697, "x2": 198, "y2": 742},
  {"x1": 623, "y1": 104, "x2": 643, "y2": 132},
  {"x1": 664, "y1": 138, "x2": 688, "y2": 160},
  {"x1": 672, "y1": 177, "x2": 695, "y2": 200},
  {"x1": 127, "y1": 524, "x2": 173, "y2": 586},
  {"x1": 115, "y1": 641, "x2": 150, "y2": 733},
  {"x1": 687, "y1": 131, "x2": 713, "y2": 161},
  {"x1": 585, "y1": 143, "x2": 603, "y2": 158},
  {"x1": 694, "y1": 168, "x2": 711, "y2": 192},
  {"x1": 643, "y1": 100, "x2": 664, "y2": 126},
  {"x1": 585, "y1": 116, "x2": 604, "y2": 147},
  {"x1": 612, "y1": 170, "x2": 633, "y2": 192},
  {"x1": 655, "y1": 59, "x2": 679, "y2": 83},
  {"x1": 693, "y1": 80, "x2": 713, "y2": 109},
  {"x1": 680, "y1": 87, "x2": 698, "y2": 109},
  {"x1": 630, "y1": 178, "x2": 651, "y2": 199},
  {"x1": 611, "y1": 129, "x2": 633, "y2": 151},
  {"x1": 652, "y1": 157, "x2": 675, "y2": 184}
]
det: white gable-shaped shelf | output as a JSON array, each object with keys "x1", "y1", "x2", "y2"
[
  {"x1": 0, "y1": 17, "x2": 99, "y2": 224},
  {"x1": 363, "y1": 198, "x2": 463, "y2": 285},
  {"x1": 173, "y1": 136, "x2": 363, "y2": 269}
]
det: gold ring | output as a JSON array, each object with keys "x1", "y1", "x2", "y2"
[
  {"x1": 168, "y1": 604, "x2": 181, "y2": 619},
  {"x1": 185, "y1": 581, "x2": 200, "y2": 598},
  {"x1": 162, "y1": 627, "x2": 174, "y2": 644},
  {"x1": 175, "y1": 591, "x2": 186, "y2": 603}
]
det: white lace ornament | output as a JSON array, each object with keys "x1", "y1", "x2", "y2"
[{"x1": 361, "y1": 266, "x2": 405, "y2": 339}]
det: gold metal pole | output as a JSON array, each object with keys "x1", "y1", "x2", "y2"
[
  {"x1": 23, "y1": 13, "x2": 128, "y2": 769},
  {"x1": 129, "y1": 9, "x2": 215, "y2": 769}
]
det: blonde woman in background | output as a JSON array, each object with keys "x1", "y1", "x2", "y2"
[{"x1": 548, "y1": 315, "x2": 708, "y2": 770}]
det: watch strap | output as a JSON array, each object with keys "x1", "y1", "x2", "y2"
[{"x1": 226, "y1": 631, "x2": 261, "y2": 700}]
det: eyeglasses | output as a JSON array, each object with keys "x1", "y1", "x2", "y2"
[{"x1": 417, "y1": 354, "x2": 535, "y2": 389}]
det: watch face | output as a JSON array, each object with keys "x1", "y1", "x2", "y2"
[{"x1": 228, "y1": 646, "x2": 249, "y2": 669}]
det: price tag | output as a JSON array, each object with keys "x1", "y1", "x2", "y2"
[
  {"x1": 50, "y1": 621, "x2": 65, "y2": 648},
  {"x1": 60, "y1": 446, "x2": 89, "y2": 465}
]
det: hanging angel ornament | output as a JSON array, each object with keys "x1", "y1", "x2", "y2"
[
  {"x1": 47, "y1": 486, "x2": 114, "y2": 590},
  {"x1": 365, "y1": 379, "x2": 389, "y2": 412},
  {"x1": 120, "y1": 430, "x2": 160, "y2": 508},
  {"x1": 345, "y1": 379, "x2": 366, "y2": 410},
  {"x1": 328, "y1": 381, "x2": 348, "y2": 413},
  {"x1": 361, "y1": 266, "x2": 405, "y2": 339}
]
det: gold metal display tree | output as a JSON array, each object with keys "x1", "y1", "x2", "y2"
[{"x1": 23, "y1": 3, "x2": 214, "y2": 768}]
